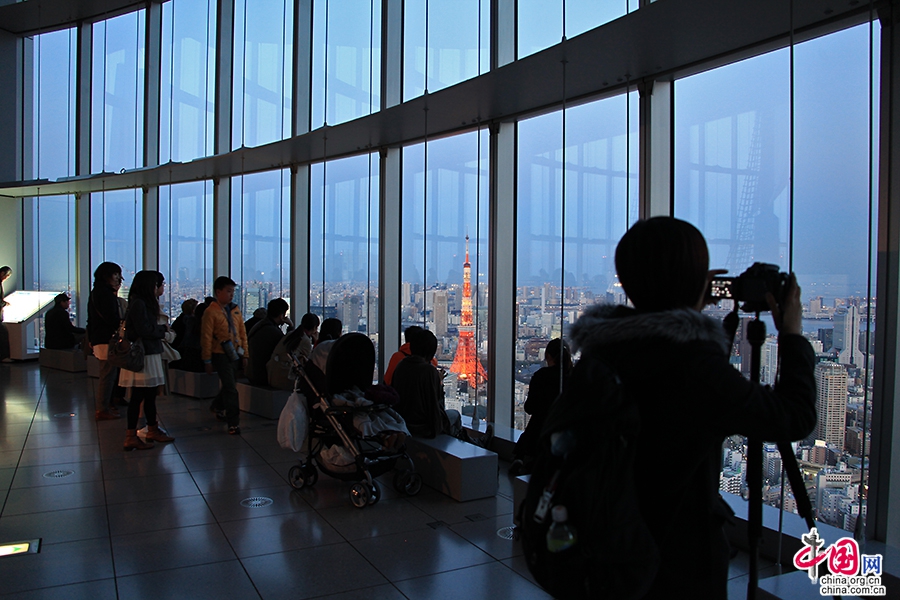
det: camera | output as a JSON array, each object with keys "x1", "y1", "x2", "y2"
[{"x1": 708, "y1": 262, "x2": 788, "y2": 313}]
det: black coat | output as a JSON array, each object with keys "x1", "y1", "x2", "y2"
[
  {"x1": 569, "y1": 304, "x2": 816, "y2": 600},
  {"x1": 87, "y1": 284, "x2": 121, "y2": 345},
  {"x1": 246, "y1": 318, "x2": 284, "y2": 386},
  {"x1": 514, "y1": 363, "x2": 568, "y2": 461},
  {"x1": 391, "y1": 355, "x2": 448, "y2": 438},
  {"x1": 124, "y1": 298, "x2": 167, "y2": 355},
  {"x1": 44, "y1": 304, "x2": 84, "y2": 349}
]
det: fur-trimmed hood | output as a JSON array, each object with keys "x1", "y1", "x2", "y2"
[{"x1": 570, "y1": 303, "x2": 731, "y2": 356}]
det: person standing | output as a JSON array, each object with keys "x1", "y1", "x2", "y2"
[
  {"x1": 201, "y1": 276, "x2": 249, "y2": 434},
  {"x1": 87, "y1": 262, "x2": 125, "y2": 420},
  {"x1": 119, "y1": 270, "x2": 174, "y2": 450}
]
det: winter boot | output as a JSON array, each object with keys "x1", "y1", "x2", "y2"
[
  {"x1": 144, "y1": 424, "x2": 174, "y2": 443},
  {"x1": 124, "y1": 429, "x2": 154, "y2": 451}
]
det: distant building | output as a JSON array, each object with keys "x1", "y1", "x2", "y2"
[
  {"x1": 834, "y1": 306, "x2": 864, "y2": 366},
  {"x1": 812, "y1": 362, "x2": 848, "y2": 449}
]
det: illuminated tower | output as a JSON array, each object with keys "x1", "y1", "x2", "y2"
[{"x1": 450, "y1": 235, "x2": 487, "y2": 383}]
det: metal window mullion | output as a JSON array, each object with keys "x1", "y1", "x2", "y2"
[
  {"x1": 488, "y1": 121, "x2": 515, "y2": 430},
  {"x1": 213, "y1": 0, "x2": 235, "y2": 277},
  {"x1": 74, "y1": 21, "x2": 93, "y2": 327},
  {"x1": 382, "y1": 0, "x2": 402, "y2": 110},
  {"x1": 293, "y1": 0, "x2": 312, "y2": 136},
  {"x1": 143, "y1": 1, "x2": 163, "y2": 271},
  {"x1": 492, "y1": 0, "x2": 514, "y2": 69},
  {"x1": 291, "y1": 164, "x2": 311, "y2": 316},
  {"x1": 638, "y1": 79, "x2": 672, "y2": 219},
  {"x1": 379, "y1": 147, "x2": 402, "y2": 378}
]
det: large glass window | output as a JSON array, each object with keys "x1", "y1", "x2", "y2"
[
  {"x1": 91, "y1": 10, "x2": 145, "y2": 173},
  {"x1": 230, "y1": 170, "x2": 291, "y2": 316},
  {"x1": 517, "y1": 0, "x2": 637, "y2": 60},
  {"x1": 674, "y1": 23, "x2": 880, "y2": 534},
  {"x1": 91, "y1": 190, "x2": 144, "y2": 284},
  {"x1": 161, "y1": 0, "x2": 217, "y2": 163},
  {"x1": 311, "y1": 0, "x2": 381, "y2": 128},
  {"x1": 402, "y1": 131, "x2": 490, "y2": 419},
  {"x1": 233, "y1": 0, "x2": 292, "y2": 149},
  {"x1": 159, "y1": 182, "x2": 214, "y2": 319},
  {"x1": 309, "y1": 153, "x2": 380, "y2": 360},
  {"x1": 403, "y1": 0, "x2": 488, "y2": 101},
  {"x1": 515, "y1": 92, "x2": 638, "y2": 430}
]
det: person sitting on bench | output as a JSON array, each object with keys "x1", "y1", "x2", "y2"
[{"x1": 44, "y1": 293, "x2": 86, "y2": 350}]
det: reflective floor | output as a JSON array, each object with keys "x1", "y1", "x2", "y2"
[{"x1": 0, "y1": 362, "x2": 762, "y2": 599}]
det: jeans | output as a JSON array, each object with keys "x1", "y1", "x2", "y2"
[
  {"x1": 210, "y1": 353, "x2": 239, "y2": 426},
  {"x1": 96, "y1": 358, "x2": 118, "y2": 412}
]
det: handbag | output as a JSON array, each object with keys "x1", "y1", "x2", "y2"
[{"x1": 107, "y1": 319, "x2": 144, "y2": 372}]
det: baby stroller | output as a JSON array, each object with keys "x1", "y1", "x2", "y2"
[{"x1": 285, "y1": 346, "x2": 422, "y2": 508}]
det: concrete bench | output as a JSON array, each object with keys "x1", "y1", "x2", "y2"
[
  {"x1": 168, "y1": 368, "x2": 220, "y2": 399},
  {"x1": 87, "y1": 355, "x2": 100, "y2": 378},
  {"x1": 405, "y1": 434, "x2": 499, "y2": 502},
  {"x1": 237, "y1": 381, "x2": 290, "y2": 419},
  {"x1": 39, "y1": 348, "x2": 87, "y2": 372}
]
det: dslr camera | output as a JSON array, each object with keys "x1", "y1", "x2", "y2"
[{"x1": 708, "y1": 262, "x2": 788, "y2": 313}]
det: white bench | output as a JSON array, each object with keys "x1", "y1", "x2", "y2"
[
  {"x1": 39, "y1": 348, "x2": 87, "y2": 372},
  {"x1": 405, "y1": 434, "x2": 499, "y2": 502},
  {"x1": 168, "y1": 368, "x2": 221, "y2": 398},
  {"x1": 236, "y1": 381, "x2": 290, "y2": 419}
]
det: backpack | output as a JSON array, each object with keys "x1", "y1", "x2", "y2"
[{"x1": 519, "y1": 352, "x2": 660, "y2": 599}]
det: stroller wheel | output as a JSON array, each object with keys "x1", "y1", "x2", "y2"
[
  {"x1": 405, "y1": 472, "x2": 423, "y2": 496},
  {"x1": 288, "y1": 465, "x2": 306, "y2": 490},
  {"x1": 368, "y1": 482, "x2": 380, "y2": 505},
  {"x1": 350, "y1": 483, "x2": 370, "y2": 508},
  {"x1": 393, "y1": 470, "x2": 411, "y2": 494},
  {"x1": 304, "y1": 465, "x2": 319, "y2": 487}
]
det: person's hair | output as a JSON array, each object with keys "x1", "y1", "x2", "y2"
[
  {"x1": 155, "y1": 271, "x2": 166, "y2": 287},
  {"x1": 181, "y1": 298, "x2": 198, "y2": 315},
  {"x1": 204, "y1": 296, "x2": 216, "y2": 305},
  {"x1": 213, "y1": 276, "x2": 236, "y2": 291},
  {"x1": 545, "y1": 338, "x2": 573, "y2": 373},
  {"x1": 193, "y1": 303, "x2": 208, "y2": 333},
  {"x1": 128, "y1": 270, "x2": 161, "y2": 318},
  {"x1": 404, "y1": 325, "x2": 424, "y2": 344},
  {"x1": 326, "y1": 333, "x2": 375, "y2": 395},
  {"x1": 0, "y1": 266, "x2": 11, "y2": 277},
  {"x1": 615, "y1": 217, "x2": 709, "y2": 312},
  {"x1": 92, "y1": 262, "x2": 122, "y2": 287},
  {"x1": 410, "y1": 328, "x2": 438, "y2": 361},
  {"x1": 319, "y1": 318, "x2": 343, "y2": 342},
  {"x1": 266, "y1": 299, "x2": 289, "y2": 320},
  {"x1": 300, "y1": 312, "x2": 320, "y2": 331},
  {"x1": 54, "y1": 293, "x2": 69, "y2": 305}
]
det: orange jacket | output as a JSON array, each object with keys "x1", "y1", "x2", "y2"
[
  {"x1": 200, "y1": 301, "x2": 249, "y2": 362},
  {"x1": 384, "y1": 342, "x2": 438, "y2": 385}
]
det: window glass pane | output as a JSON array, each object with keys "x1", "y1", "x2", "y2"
[
  {"x1": 515, "y1": 92, "x2": 637, "y2": 431},
  {"x1": 518, "y1": 0, "x2": 634, "y2": 59},
  {"x1": 233, "y1": 0, "x2": 293, "y2": 149},
  {"x1": 312, "y1": 0, "x2": 381, "y2": 128},
  {"x1": 33, "y1": 29, "x2": 76, "y2": 181},
  {"x1": 30, "y1": 196, "x2": 77, "y2": 343},
  {"x1": 674, "y1": 23, "x2": 879, "y2": 534},
  {"x1": 91, "y1": 190, "x2": 144, "y2": 285},
  {"x1": 310, "y1": 153, "x2": 380, "y2": 366},
  {"x1": 402, "y1": 131, "x2": 490, "y2": 419},
  {"x1": 231, "y1": 170, "x2": 291, "y2": 317},
  {"x1": 158, "y1": 181, "x2": 214, "y2": 319},
  {"x1": 403, "y1": 0, "x2": 488, "y2": 101},
  {"x1": 161, "y1": 0, "x2": 217, "y2": 163},
  {"x1": 91, "y1": 10, "x2": 146, "y2": 173}
]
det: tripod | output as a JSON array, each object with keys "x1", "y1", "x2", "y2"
[{"x1": 741, "y1": 313, "x2": 831, "y2": 600}]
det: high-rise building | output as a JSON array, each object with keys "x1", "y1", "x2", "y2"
[
  {"x1": 812, "y1": 362, "x2": 848, "y2": 449},
  {"x1": 834, "y1": 305, "x2": 863, "y2": 366},
  {"x1": 433, "y1": 290, "x2": 449, "y2": 336},
  {"x1": 341, "y1": 295, "x2": 361, "y2": 333}
]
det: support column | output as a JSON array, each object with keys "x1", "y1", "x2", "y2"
[
  {"x1": 212, "y1": 0, "x2": 235, "y2": 278},
  {"x1": 290, "y1": 165, "x2": 311, "y2": 317},
  {"x1": 488, "y1": 122, "x2": 516, "y2": 430},
  {"x1": 492, "y1": 0, "x2": 516, "y2": 69},
  {"x1": 143, "y1": 0, "x2": 163, "y2": 270},
  {"x1": 381, "y1": 0, "x2": 402, "y2": 110},
  {"x1": 870, "y1": 3, "x2": 900, "y2": 546},
  {"x1": 293, "y1": 0, "x2": 312, "y2": 136},
  {"x1": 378, "y1": 147, "x2": 402, "y2": 378},
  {"x1": 75, "y1": 22, "x2": 93, "y2": 324},
  {"x1": 638, "y1": 79, "x2": 672, "y2": 219}
]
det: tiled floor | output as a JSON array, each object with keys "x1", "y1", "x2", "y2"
[{"x1": 0, "y1": 362, "x2": 763, "y2": 599}]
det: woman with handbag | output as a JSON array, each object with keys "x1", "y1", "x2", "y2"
[{"x1": 119, "y1": 270, "x2": 175, "y2": 450}]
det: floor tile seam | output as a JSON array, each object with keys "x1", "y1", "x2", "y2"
[
  {"x1": 379, "y1": 553, "x2": 507, "y2": 585},
  {"x1": 97, "y1": 557, "x2": 243, "y2": 581},
  {"x1": 92, "y1": 404, "x2": 127, "y2": 592},
  {"x1": 232, "y1": 537, "x2": 349, "y2": 560},
  {"x1": 0, "y1": 379, "x2": 44, "y2": 517},
  {"x1": 0, "y1": 575, "x2": 117, "y2": 597}
]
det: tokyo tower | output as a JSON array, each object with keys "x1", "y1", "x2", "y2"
[{"x1": 449, "y1": 234, "x2": 487, "y2": 383}]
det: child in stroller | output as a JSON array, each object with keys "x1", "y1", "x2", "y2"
[{"x1": 284, "y1": 333, "x2": 422, "y2": 507}]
